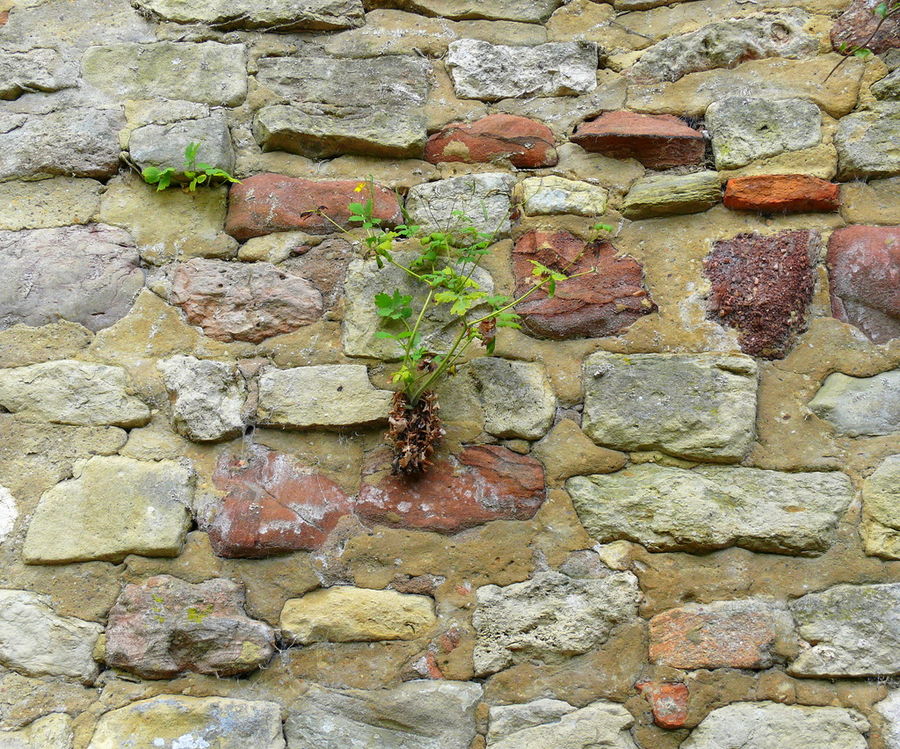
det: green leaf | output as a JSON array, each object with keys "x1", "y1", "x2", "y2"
[
  {"x1": 157, "y1": 171, "x2": 172, "y2": 191},
  {"x1": 853, "y1": 48, "x2": 874, "y2": 59},
  {"x1": 142, "y1": 166, "x2": 162, "y2": 184},
  {"x1": 184, "y1": 142, "x2": 200, "y2": 163},
  {"x1": 374, "y1": 290, "x2": 413, "y2": 320},
  {"x1": 875, "y1": 1, "x2": 888, "y2": 17},
  {"x1": 485, "y1": 338, "x2": 496, "y2": 355},
  {"x1": 547, "y1": 278, "x2": 556, "y2": 297},
  {"x1": 373, "y1": 331, "x2": 399, "y2": 340}
]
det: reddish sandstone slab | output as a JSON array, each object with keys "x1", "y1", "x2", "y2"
[
  {"x1": 827, "y1": 225, "x2": 900, "y2": 344},
  {"x1": 636, "y1": 681, "x2": 689, "y2": 729},
  {"x1": 571, "y1": 111, "x2": 705, "y2": 169},
  {"x1": 356, "y1": 445, "x2": 545, "y2": 534},
  {"x1": 705, "y1": 230, "x2": 817, "y2": 358},
  {"x1": 513, "y1": 230, "x2": 656, "y2": 339},
  {"x1": 724, "y1": 174, "x2": 840, "y2": 213},
  {"x1": 831, "y1": 0, "x2": 900, "y2": 54},
  {"x1": 425, "y1": 114, "x2": 557, "y2": 168},
  {"x1": 225, "y1": 173, "x2": 402, "y2": 240},
  {"x1": 207, "y1": 445, "x2": 353, "y2": 558}
]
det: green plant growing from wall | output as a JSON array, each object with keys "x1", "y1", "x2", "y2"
[
  {"x1": 141, "y1": 142, "x2": 241, "y2": 192},
  {"x1": 826, "y1": 0, "x2": 899, "y2": 80}
]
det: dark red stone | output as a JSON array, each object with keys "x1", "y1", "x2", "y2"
[
  {"x1": 831, "y1": 0, "x2": 900, "y2": 55},
  {"x1": 571, "y1": 111, "x2": 705, "y2": 169},
  {"x1": 512, "y1": 230, "x2": 656, "y2": 339},
  {"x1": 425, "y1": 114, "x2": 557, "y2": 168},
  {"x1": 636, "y1": 681, "x2": 690, "y2": 730},
  {"x1": 356, "y1": 445, "x2": 545, "y2": 534},
  {"x1": 724, "y1": 174, "x2": 840, "y2": 213},
  {"x1": 705, "y1": 230, "x2": 818, "y2": 358},
  {"x1": 0, "y1": 11, "x2": 8, "y2": 26},
  {"x1": 827, "y1": 225, "x2": 900, "y2": 344},
  {"x1": 225, "y1": 173, "x2": 403, "y2": 240},
  {"x1": 207, "y1": 445, "x2": 353, "y2": 558}
]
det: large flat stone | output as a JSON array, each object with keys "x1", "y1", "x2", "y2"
[
  {"x1": 0, "y1": 178, "x2": 101, "y2": 231},
  {"x1": 367, "y1": 0, "x2": 560, "y2": 22},
  {"x1": 876, "y1": 690, "x2": 900, "y2": 749},
  {"x1": 0, "y1": 224, "x2": 144, "y2": 332},
  {"x1": 516, "y1": 176, "x2": 607, "y2": 216},
  {"x1": 835, "y1": 103, "x2": 900, "y2": 179},
  {"x1": 789, "y1": 583, "x2": 900, "y2": 677},
  {"x1": 128, "y1": 113, "x2": 234, "y2": 175},
  {"x1": 405, "y1": 172, "x2": 516, "y2": 237},
  {"x1": 0, "y1": 713, "x2": 73, "y2": 749},
  {"x1": 469, "y1": 358, "x2": 556, "y2": 439},
  {"x1": 622, "y1": 170, "x2": 721, "y2": 219},
  {"x1": 446, "y1": 39, "x2": 598, "y2": 100},
  {"x1": 254, "y1": 55, "x2": 430, "y2": 158},
  {"x1": 582, "y1": 352, "x2": 757, "y2": 461},
  {"x1": 22, "y1": 456, "x2": 192, "y2": 564},
  {"x1": 487, "y1": 699, "x2": 577, "y2": 744},
  {"x1": 0, "y1": 47, "x2": 76, "y2": 100},
  {"x1": 487, "y1": 700, "x2": 637, "y2": 749},
  {"x1": 808, "y1": 369, "x2": 900, "y2": 436},
  {"x1": 567, "y1": 464, "x2": 853, "y2": 555},
  {"x1": 862, "y1": 455, "x2": 900, "y2": 559},
  {"x1": 134, "y1": 0, "x2": 364, "y2": 29}
]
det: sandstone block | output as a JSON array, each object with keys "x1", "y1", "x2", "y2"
[
  {"x1": 367, "y1": 0, "x2": 561, "y2": 22},
  {"x1": 487, "y1": 699, "x2": 577, "y2": 744},
  {"x1": 0, "y1": 713, "x2": 73, "y2": 749},
  {"x1": 446, "y1": 39, "x2": 598, "y2": 100},
  {"x1": 516, "y1": 175, "x2": 608, "y2": 216},
  {"x1": 876, "y1": 690, "x2": 900, "y2": 749},
  {"x1": 532, "y1": 419, "x2": 627, "y2": 484},
  {"x1": 622, "y1": 170, "x2": 721, "y2": 219},
  {"x1": 862, "y1": 454, "x2": 900, "y2": 559},
  {"x1": 567, "y1": 464, "x2": 853, "y2": 555},
  {"x1": 487, "y1": 700, "x2": 637, "y2": 749},
  {"x1": 280, "y1": 587, "x2": 436, "y2": 643},
  {"x1": 827, "y1": 225, "x2": 899, "y2": 343},
  {"x1": 636, "y1": 682, "x2": 689, "y2": 730},
  {"x1": 835, "y1": 103, "x2": 900, "y2": 179},
  {"x1": 425, "y1": 114, "x2": 557, "y2": 167},
  {"x1": 23, "y1": 456, "x2": 192, "y2": 564},
  {"x1": 128, "y1": 114, "x2": 234, "y2": 175},
  {"x1": 571, "y1": 111, "x2": 704, "y2": 169},
  {"x1": 0, "y1": 590, "x2": 102, "y2": 683},
  {"x1": 469, "y1": 358, "x2": 556, "y2": 439},
  {"x1": 582, "y1": 352, "x2": 757, "y2": 461},
  {"x1": 406, "y1": 172, "x2": 516, "y2": 237},
  {"x1": 808, "y1": 370, "x2": 899, "y2": 436},
  {"x1": 0, "y1": 177, "x2": 101, "y2": 231},
  {"x1": 831, "y1": 0, "x2": 900, "y2": 55},
  {"x1": 133, "y1": 0, "x2": 364, "y2": 29},
  {"x1": 724, "y1": 175, "x2": 840, "y2": 213},
  {"x1": 0, "y1": 47, "x2": 75, "y2": 100}
]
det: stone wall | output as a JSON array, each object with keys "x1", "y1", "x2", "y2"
[{"x1": 0, "y1": 0, "x2": 898, "y2": 746}]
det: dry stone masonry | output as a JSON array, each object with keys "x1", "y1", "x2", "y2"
[{"x1": 0, "y1": 0, "x2": 897, "y2": 745}]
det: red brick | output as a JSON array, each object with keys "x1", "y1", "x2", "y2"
[
  {"x1": 356, "y1": 445, "x2": 545, "y2": 534},
  {"x1": 225, "y1": 173, "x2": 402, "y2": 240},
  {"x1": 571, "y1": 111, "x2": 705, "y2": 169},
  {"x1": 724, "y1": 175, "x2": 840, "y2": 213},
  {"x1": 513, "y1": 230, "x2": 656, "y2": 339},
  {"x1": 425, "y1": 114, "x2": 557, "y2": 168},
  {"x1": 637, "y1": 681, "x2": 690, "y2": 729},
  {"x1": 827, "y1": 225, "x2": 900, "y2": 344},
  {"x1": 831, "y1": 0, "x2": 900, "y2": 55},
  {"x1": 0, "y1": 11, "x2": 8, "y2": 26}
]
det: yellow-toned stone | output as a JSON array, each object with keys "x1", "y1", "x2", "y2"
[
  {"x1": 280, "y1": 587, "x2": 437, "y2": 644},
  {"x1": 0, "y1": 321, "x2": 93, "y2": 368},
  {"x1": 532, "y1": 419, "x2": 627, "y2": 485},
  {"x1": 0, "y1": 178, "x2": 101, "y2": 230},
  {"x1": 840, "y1": 177, "x2": 900, "y2": 225},
  {"x1": 426, "y1": 60, "x2": 489, "y2": 131}
]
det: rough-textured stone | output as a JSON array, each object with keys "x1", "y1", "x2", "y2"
[
  {"x1": 469, "y1": 358, "x2": 556, "y2": 439},
  {"x1": 831, "y1": 0, "x2": 900, "y2": 55},
  {"x1": 487, "y1": 699, "x2": 577, "y2": 743},
  {"x1": 280, "y1": 587, "x2": 436, "y2": 643},
  {"x1": 724, "y1": 175, "x2": 840, "y2": 213},
  {"x1": 488, "y1": 700, "x2": 637, "y2": 749},
  {"x1": 357, "y1": 445, "x2": 545, "y2": 533},
  {"x1": 0, "y1": 224, "x2": 143, "y2": 332},
  {"x1": 835, "y1": 103, "x2": 900, "y2": 178},
  {"x1": 104, "y1": 575, "x2": 275, "y2": 678},
  {"x1": 0, "y1": 178, "x2": 101, "y2": 231},
  {"x1": 649, "y1": 598, "x2": 798, "y2": 669},
  {"x1": 826, "y1": 225, "x2": 899, "y2": 343},
  {"x1": 284, "y1": 681, "x2": 481, "y2": 749},
  {"x1": 446, "y1": 39, "x2": 598, "y2": 100},
  {"x1": 705, "y1": 97, "x2": 822, "y2": 169},
  {"x1": 367, "y1": 0, "x2": 560, "y2": 22},
  {"x1": 0, "y1": 713, "x2": 73, "y2": 749},
  {"x1": 473, "y1": 564, "x2": 640, "y2": 673},
  {"x1": 532, "y1": 419, "x2": 627, "y2": 484},
  {"x1": 0, "y1": 107, "x2": 123, "y2": 181},
  {"x1": 134, "y1": 0, "x2": 364, "y2": 29},
  {"x1": 704, "y1": 230, "x2": 817, "y2": 358},
  {"x1": 406, "y1": 172, "x2": 516, "y2": 237},
  {"x1": 226, "y1": 174, "x2": 401, "y2": 240},
  {"x1": 873, "y1": 68, "x2": 900, "y2": 100},
  {"x1": 876, "y1": 690, "x2": 900, "y2": 749},
  {"x1": 808, "y1": 370, "x2": 900, "y2": 436},
  {"x1": 636, "y1": 682, "x2": 689, "y2": 730},
  {"x1": 623, "y1": 170, "x2": 721, "y2": 219},
  {"x1": 512, "y1": 230, "x2": 656, "y2": 339},
  {"x1": 256, "y1": 364, "x2": 392, "y2": 428},
  {"x1": 255, "y1": 55, "x2": 430, "y2": 158},
  {"x1": 208, "y1": 444, "x2": 353, "y2": 557},
  {"x1": 629, "y1": 11, "x2": 819, "y2": 82},
  {"x1": 0, "y1": 360, "x2": 149, "y2": 427},
  {"x1": 571, "y1": 111, "x2": 705, "y2": 168},
  {"x1": 681, "y1": 702, "x2": 869, "y2": 749},
  {"x1": 170, "y1": 258, "x2": 323, "y2": 343},
  {"x1": 0, "y1": 47, "x2": 75, "y2": 100},
  {"x1": 862, "y1": 455, "x2": 900, "y2": 559},
  {"x1": 582, "y1": 352, "x2": 757, "y2": 461},
  {"x1": 86, "y1": 696, "x2": 285, "y2": 749},
  {"x1": 23, "y1": 456, "x2": 192, "y2": 564},
  {"x1": 128, "y1": 114, "x2": 234, "y2": 175},
  {"x1": 425, "y1": 114, "x2": 557, "y2": 167},
  {"x1": 516, "y1": 176, "x2": 608, "y2": 216},
  {"x1": 789, "y1": 583, "x2": 900, "y2": 676},
  {"x1": 568, "y1": 464, "x2": 853, "y2": 555},
  {"x1": 0, "y1": 484, "x2": 15, "y2": 545},
  {"x1": 158, "y1": 355, "x2": 245, "y2": 441},
  {"x1": 82, "y1": 42, "x2": 247, "y2": 105},
  {"x1": 0, "y1": 590, "x2": 101, "y2": 683}
]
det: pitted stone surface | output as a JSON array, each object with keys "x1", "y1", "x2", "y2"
[
  {"x1": 487, "y1": 700, "x2": 638, "y2": 749},
  {"x1": 446, "y1": 39, "x2": 598, "y2": 100},
  {"x1": 104, "y1": 575, "x2": 275, "y2": 679},
  {"x1": 0, "y1": 590, "x2": 102, "y2": 683},
  {"x1": 425, "y1": 114, "x2": 557, "y2": 168},
  {"x1": 134, "y1": 0, "x2": 364, "y2": 29},
  {"x1": 568, "y1": 464, "x2": 853, "y2": 555},
  {"x1": 808, "y1": 369, "x2": 900, "y2": 436},
  {"x1": 86, "y1": 696, "x2": 285, "y2": 749},
  {"x1": 0, "y1": 224, "x2": 144, "y2": 331},
  {"x1": 876, "y1": 690, "x2": 900, "y2": 749},
  {"x1": 406, "y1": 172, "x2": 516, "y2": 237},
  {"x1": 0, "y1": 177, "x2": 102, "y2": 231},
  {"x1": 469, "y1": 358, "x2": 556, "y2": 439},
  {"x1": 284, "y1": 681, "x2": 481, "y2": 749},
  {"x1": 516, "y1": 176, "x2": 607, "y2": 216},
  {"x1": 622, "y1": 170, "x2": 721, "y2": 219},
  {"x1": 862, "y1": 455, "x2": 900, "y2": 559},
  {"x1": 835, "y1": 103, "x2": 900, "y2": 178},
  {"x1": 789, "y1": 583, "x2": 900, "y2": 677},
  {"x1": 0, "y1": 360, "x2": 149, "y2": 427},
  {"x1": 128, "y1": 114, "x2": 234, "y2": 175},
  {"x1": 158, "y1": 355, "x2": 246, "y2": 442},
  {"x1": 487, "y1": 699, "x2": 577, "y2": 743},
  {"x1": 0, "y1": 47, "x2": 75, "y2": 100},
  {"x1": 0, "y1": 713, "x2": 74, "y2": 749},
  {"x1": 23, "y1": 456, "x2": 192, "y2": 564},
  {"x1": 582, "y1": 352, "x2": 757, "y2": 461},
  {"x1": 636, "y1": 682, "x2": 689, "y2": 730}
]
